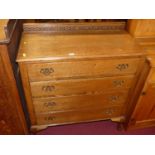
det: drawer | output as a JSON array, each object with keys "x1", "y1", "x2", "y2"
[
  {"x1": 33, "y1": 91, "x2": 129, "y2": 113},
  {"x1": 30, "y1": 75, "x2": 134, "y2": 97},
  {"x1": 27, "y1": 58, "x2": 140, "y2": 81},
  {"x1": 36, "y1": 107, "x2": 124, "y2": 125}
]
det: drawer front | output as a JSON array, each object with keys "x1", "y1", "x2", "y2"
[
  {"x1": 27, "y1": 58, "x2": 140, "y2": 81},
  {"x1": 36, "y1": 107, "x2": 124, "y2": 125},
  {"x1": 33, "y1": 91, "x2": 129, "y2": 113},
  {"x1": 30, "y1": 76, "x2": 134, "y2": 97}
]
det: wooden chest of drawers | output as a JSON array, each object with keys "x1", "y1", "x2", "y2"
[{"x1": 17, "y1": 32, "x2": 146, "y2": 131}]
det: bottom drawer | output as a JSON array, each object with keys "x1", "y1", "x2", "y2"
[{"x1": 36, "y1": 107, "x2": 124, "y2": 125}]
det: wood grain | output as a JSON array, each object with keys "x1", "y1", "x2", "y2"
[
  {"x1": 126, "y1": 27, "x2": 155, "y2": 129},
  {"x1": 17, "y1": 33, "x2": 144, "y2": 62},
  {"x1": 128, "y1": 119, "x2": 155, "y2": 130},
  {"x1": 19, "y1": 63, "x2": 37, "y2": 125},
  {"x1": 23, "y1": 22, "x2": 126, "y2": 34},
  {"x1": 150, "y1": 69, "x2": 155, "y2": 83},
  {"x1": 17, "y1": 25, "x2": 146, "y2": 130},
  {"x1": 0, "y1": 20, "x2": 8, "y2": 40},
  {"x1": 36, "y1": 106, "x2": 125, "y2": 125},
  {"x1": 0, "y1": 45, "x2": 28, "y2": 134},
  {"x1": 33, "y1": 90, "x2": 129, "y2": 113},
  {"x1": 126, "y1": 57, "x2": 155, "y2": 129},
  {"x1": 127, "y1": 19, "x2": 155, "y2": 37},
  {"x1": 30, "y1": 75, "x2": 134, "y2": 98},
  {"x1": 27, "y1": 58, "x2": 140, "y2": 82}
]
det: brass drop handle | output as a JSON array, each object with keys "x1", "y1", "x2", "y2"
[
  {"x1": 40, "y1": 68, "x2": 54, "y2": 76},
  {"x1": 113, "y1": 80, "x2": 125, "y2": 87},
  {"x1": 45, "y1": 116, "x2": 56, "y2": 121},
  {"x1": 44, "y1": 102, "x2": 56, "y2": 107},
  {"x1": 109, "y1": 95, "x2": 119, "y2": 102},
  {"x1": 116, "y1": 64, "x2": 129, "y2": 71},
  {"x1": 104, "y1": 109, "x2": 114, "y2": 115},
  {"x1": 42, "y1": 85, "x2": 55, "y2": 92}
]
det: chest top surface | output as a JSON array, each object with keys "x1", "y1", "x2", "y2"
[{"x1": 17, "y1": 33, "x2": 145, "y2": 62}]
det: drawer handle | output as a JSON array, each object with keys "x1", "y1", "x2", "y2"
[
  {"x1": 45, "y1": 116, "x2": 56, "y2": 121},
  {"x1": 116, "y1": 64, "x2": 129, "y2": 71},
  {"x1": 40, "y1": 68, "x2": 54, "y2": 76},
  {"x1": 44, "y1": 102, "x2": 56, "y2": 107},
  {"x1": 109, "y1": 95, "x2": 119, "y2": 102},
  {"x1": 104, "y1": 109, "x2": 114, "y2": 115},
  {"x1": 42, "y1": 86, "x2": 55, "y2": 92},
  {"x1": 113, "y1": 80, "x2": 125, "y2": 87}
]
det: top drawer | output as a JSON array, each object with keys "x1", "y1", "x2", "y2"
[{"x1": 27, "y1": 58, "x2": 140, "y2": 82}]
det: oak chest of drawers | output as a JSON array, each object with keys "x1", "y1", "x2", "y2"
[{"x1": 17, "y1": 31, "x2": 146, "y2": 131}]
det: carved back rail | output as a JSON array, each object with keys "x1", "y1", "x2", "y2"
[{"x1": 23, "y1": 20, "x2": 127, "y2": 34}]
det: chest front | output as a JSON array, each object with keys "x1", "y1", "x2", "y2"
[{"x1": 17, "y1": 33, "x2": 146, "y2": 131}]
